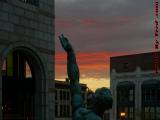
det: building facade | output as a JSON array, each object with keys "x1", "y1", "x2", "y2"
[
  {"x1": 110, "y1": 52, "x2": 160, "y2": 120},
  {"x1": 55, "y1": 80, "x2": 87, "y2": 120},
  {"x1": 0, "y1": 0, "x2": 54, "y2": 120},
  {"x1": 103, "y1": 110, "x2": 110, "y2": 120}
]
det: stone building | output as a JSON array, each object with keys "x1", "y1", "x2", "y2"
[
  {"x1": 103, "y1": 110, "x2": 110, "y2": 120},
  {"x1": 110, "y1": 52, "x2": 160, "y2": 120},
  {"x1": 55, "y1": 80, "x2": 87, "y2": 120},
  {"x1": 0, "y1": 0, "x2": 54, "y2": 120}
]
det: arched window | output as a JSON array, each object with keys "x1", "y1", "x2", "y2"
[
  {"x1": 2, "y1": 50, "x2": 35, "y2": 120},
  {"x1": 117, "y1": 81, "x2": 135, "y2": 120},
  {"x1": 142, "y1": 80, "x2": 160, "y2": 120}
]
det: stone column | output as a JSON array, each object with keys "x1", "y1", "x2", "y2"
[
  {"x1": 110, "y1": 69, "x2": 117, "y2": 120},
  {"x1": 46, "y1": 73, "x2": 54, "y2": 120},
  {"x1": 135, "y1": 67, "x2": 141, "y2": 120}
]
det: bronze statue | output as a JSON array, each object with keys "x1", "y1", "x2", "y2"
[{"x1": 59, "y1": 34, "x2": 113, "y2": 120}]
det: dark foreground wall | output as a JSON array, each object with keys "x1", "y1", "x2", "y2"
[{"x1": 0, "y1": 0, "x2": 54, "y2": 120}]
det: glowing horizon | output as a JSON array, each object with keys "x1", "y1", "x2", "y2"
[
  {"x1": 55, "y1": 77, "x2": 110, "y2": 92},
  {"x1": 55, "y1": 51, "x2": 128, "y2": 91}
]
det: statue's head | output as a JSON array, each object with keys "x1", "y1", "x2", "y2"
[{"x1": 89, "y1": 87, "x2": 113, "y2": 117}]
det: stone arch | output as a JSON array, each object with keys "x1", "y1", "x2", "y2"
[{"x1": 0, "y1": 41, "x2": 46, "y2": 120}]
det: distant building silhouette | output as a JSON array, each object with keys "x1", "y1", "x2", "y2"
[{"x1": 55, "y1": 80, "x2": 87, "y2": 120}]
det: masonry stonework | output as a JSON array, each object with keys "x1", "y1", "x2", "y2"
[{"x1": 0, "y1": 0, "x2": 54, "y2": 120}]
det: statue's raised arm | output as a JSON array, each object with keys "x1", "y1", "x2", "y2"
[
  {"x1": 59, "y1": 34, "x2": 74, "y2": 53},
  {"x1": 59, "y1": 34, "x2": 80, "y2": 83},
  {"x1": 59, "y1": 34, "x2": 113, "y2": 120},
  {"x1": 59, "y1": 34, "x2": 83, "y2": 112}
]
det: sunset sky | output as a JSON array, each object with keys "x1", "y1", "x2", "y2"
[{"x1": 55, "y1": 0, "x2": 155, "y2": 91}]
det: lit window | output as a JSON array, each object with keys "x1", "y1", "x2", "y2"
[{"x1": 117, "y1": 82, "x2": 135, "y2": 120}]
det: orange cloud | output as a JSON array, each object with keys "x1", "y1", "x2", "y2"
[
  {"x1": 55, "y1": 51, "x2": 129, "y2": 90},
  {"x1": 56, "y1": 51, "x2": 128, "y2": 65}
]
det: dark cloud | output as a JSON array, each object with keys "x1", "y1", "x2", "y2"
[
  {"x1": 55, "y1": 0, "x2": 154, "y2": 53},
  {"x1": 55, "y1": 0, "x2": 152, "y2": 18}
]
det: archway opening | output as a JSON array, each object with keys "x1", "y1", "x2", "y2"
[{"x1": 2, "y1": 50, "x2": 36, "y2": 120}]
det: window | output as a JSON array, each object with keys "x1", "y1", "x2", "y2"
[
  {"x1": 129, "y1": 107, "x2": 134, "y2": 119},
  {"x1": 124, "y1": 63, "x2": 129, "y2": 69},
  {"x1": 117, "y1": 88, "x2": 134, "y2": 103},
  {"x1": 55, "y1": 104, "x2": 58, "y2": 117},
  {"x1": 63, "y1": 91, "x2": 66, "y2": 100},
  {"x1": 60, "y1": 105, "x2": 63, "y2": 117},
  {"x1": 142, "y1": 84, "x2": 160, "y2": 120},
  {"x1": 144, "y1": 89, "x2": 150, "y2": 101},
  {"x1": 19, "y1": 0, "x2": 39, "y2": 6},
  {"x1": 143, "y1": 87, "x2": 160, "y2": 103},
  {"x1": 66, "y1": 105, "x2": 70, "y2": 117},
  {"x1": 2, "y1": 50, "x2": 35, "y2": 119},
  {"x1": 156, "y1": 107, "x2": 160, "y2": 119},
  {"x1": 62, "y1": 105, "x2": 65, "y2": 117},
  {"x1": 66, "y1": 91, "x2": 70, "y2": 100},
  {"x1": 2, "y1": 51, "x2": 33, "y2": 79},
  {"x1": 143, "y1": 107, "x2": 160, "y2": 120},
  {"x1": 129, "y1": 90, "x2": 134, "y2": 102},
  {"x1": 55, "y1": 90, "x2": 57, "y2": 100},
  {"x1": 59, "y1": 104, "x2": 70, "y2": 117},
  {"x1": 117, "y1": 83, "x2": 135, "y2": 120},
  {"x1": 59, "y1": 90, "x2": 70, "y2": 101},
  {"x1": 150, "y1": 107, "x2": 155, "y2": 120},
  {"x1": 60, "y1": 90, "x2": 63, "y2": 100}
]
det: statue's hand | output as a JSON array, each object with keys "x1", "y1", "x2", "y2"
[{"x1": 59, "y1": 34, "x2": 73, "y2": 52}]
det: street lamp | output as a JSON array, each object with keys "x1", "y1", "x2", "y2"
[{"x1": 120, "y1": 112, "x2": 126, "y2": 120}]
